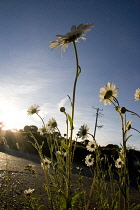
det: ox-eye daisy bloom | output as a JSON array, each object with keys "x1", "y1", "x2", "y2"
[
  {"x1": 48, "y1": 117, "x2": 57, "y2": 128},
  {"x1": 39, "y1": 127, "x2": 47, "y2": 135},
  {"x1": 85, "y1": 154, "x2": 94, "y2": 167},
  {"x1": 46, "y1": 118, "x2": 58, "y2": 134},
  {"x1": 56, "y1": 150, "x2": 66, "y2": 157},
  {"x1": 99, "y1": 82, "x2": 118, "y2": 105},
  {"x1": 115, "y1": 157, "x2": 124, "y2": 169},
  {"x1": 78, "y1": 124, "x2": 89, "y2": 140},
  {"x1": 41, "y1": 157, "x2": 51, "y2": 170},
  {"x1": 24, "y1": 188, "x2": 35, "y2": 196},
  {"x1": 27, "y1": 104, "x2": 40, "y2": 115},
  {"x1": 86, "y1": 140, "x2": 97, "y2": 152},
  {"x1": 50, "y1": 23, "x2": 93, "y2": 52},
  {"x1": 134, "y1": 88, "x2": 140, "y2": 101}
]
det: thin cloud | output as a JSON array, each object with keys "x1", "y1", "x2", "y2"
[{"x1": 57, "y1": 96, "x2": 68, "y2": 109}]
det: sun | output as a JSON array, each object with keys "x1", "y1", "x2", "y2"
[{"x1": 0, "y1": 100, "x2": 23, "y2": 130}]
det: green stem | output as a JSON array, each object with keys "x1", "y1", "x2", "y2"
[
  {"x1": 36, "y1": 113, "x2": 46, "y2": 128},
  {"x1": 121, "y1": 114, "x2": 128, "y2": 210},
  {"x1": 109, "y1": 98, "x2": 118, "y2": 107},
  {"x1": 126, "y1": 109, "x2": 140, "y2": 118},
  {"x1": 66, "y1": 40, "x2": 80, "y2": 208},
  {"x1": 131, "y1": 127, "x2": 140, "y2": 134},
  {"x1": 85, "y1": 174, "x2": 95, "y2": 210}
]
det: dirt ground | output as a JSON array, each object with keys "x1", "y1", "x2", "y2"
[{"x1": 0, "y1": 148, "x2": 140, "y2": 210}]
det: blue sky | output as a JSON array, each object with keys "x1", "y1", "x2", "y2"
[{"x1": 0, "y1": 0, "x2": 140, "y2": 149}]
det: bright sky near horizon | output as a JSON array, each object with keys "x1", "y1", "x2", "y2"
[{"x1": 0, "y1": 0, "x2": 140, "y2": 149}]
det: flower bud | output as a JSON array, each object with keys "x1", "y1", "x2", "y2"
[
  {"x1": 60, "y1": 107, "x2": 65, "y2": 112},
  {"x1": 121, "y1": 107, "x2": 127, "y2": 114}
]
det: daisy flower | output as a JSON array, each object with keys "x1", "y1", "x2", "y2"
[
  {"x1": 39, "y1": 127, "x2": 47, "y2": 135},
  {"x1": 41, "y1": 157, "x2": 51, "y2": 170},
  {"x1": 27, "y1": 104, "x2": 40, "y2": 115},
  {"x1": 48, "y1": 117, "x2": 57, "y2": 128},
  {"x1": 85, "y1": 154, "x2": 94, "y2": 167},
  {"x1": 56, "y1": 150, "x2": 66, "y2": 157},
  {"x1": 46, "y1": 118, "x2": 58, "y2": 134},
  {"x1": 86, "y1": 140, "x2": 97, "y2": 152},
  {"x1": 134, "y1": 88, "x2": 140, "y2": 101},
  {"x1": 24, "y1": 188, "x2": 35, "y2": 196},
  {"x1": 115, "y1": 157, "x2": 124, "y2": 169},
  {"x1": 99, "y1": 82, "x2": 118, "y2": 105},
  {"x1": 50, "y1": 23, "x2": 93, "y2": 52},
  {"x1": 78, "y1": 124, "x2": 89, "y2": 140}
]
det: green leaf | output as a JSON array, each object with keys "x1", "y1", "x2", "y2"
[
  {"x1": 77, "y1": 65, "x2": 81, "y2": 77},
  {"x1": 66, "y1": 113, "x2": 73, "y2": 130},
  {"x1": 111, "y1": 199, "x2": 118, "y2": 210},
  {"x1": 27, "y1": 140, "x2": 38, "y2": 150},
  {"x1": 130, "y1": 203, "x2": 140, "y2": 210},
  {"x1": 71, "y1": 191, "x2": 84, "y2": 207},
  {"x1": 61, "y1": 140, "x2": 69, "y2": 152},
  {"x1": 37, "y1": 205, "x2": 44, "y2": 210},
  {"x1": 58, "y1": 191, "x2": 66, "y2": 210},
  {"x1": 126, "y1": 135, "x2": 132, "y2": 142},
  {"x1": 67, "y1": 95, "x2": 72, "y2": 104}
]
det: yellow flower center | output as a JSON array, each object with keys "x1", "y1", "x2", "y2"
[{"x1": 104, "y1": 90, "x2": 113, "y2": 99}]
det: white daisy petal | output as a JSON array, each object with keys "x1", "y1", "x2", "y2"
[
  {"x1": 86, "y1": 140, "x2": 97, "y2": 152},
  {"x1": 78, "y1": 124, "x2": 89, "y2": 140},
  {"x1": 50, "y1": 23, "x2": 93, "y2": 52},
  {"x1": 99, "y1": 82, "x2": 119, "y2": 105},
  {"x1": 115, "y1": 157, "x2": 124, "y2": 168},
  {"x1": 85, "y1": 154, "x2": 94, "y2": 167},
  {"x1": 27, "y1": 104, "x2": 40, "y2": 115},
  {"x1": 46, "y1": 118, "x2": 58, "y2": 134},
  {"x1": 134, "y1": 88, "x2": 140, "y2": 101}
]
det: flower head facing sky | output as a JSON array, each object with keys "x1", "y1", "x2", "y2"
[
  {"x1": 46, "y1": 117, "x2": 58, "y2": 134},
  {"x1": 99, "y1": 82, "x2": 118, "y2": 105},
  {"x1": 134, "y1": 88, "x2": 140, "y2": 101},
  {"x1": 50, "y1": 23, "x2": 93, "y2": 52},
  {"x1": 78, "y1": 124, "x2": 89, "y2": 140},
  {"x1": 27, "y1": 104, "x2": 40, "y2": 115}
]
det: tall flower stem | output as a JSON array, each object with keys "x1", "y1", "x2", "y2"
[
  {"x1": 120, "y1": 113, "x2": 129, "y2": 210},
  {"x1": 36, "y1": 113, "x2": 46, "y2": 128},
  {"x1": 66, "y1": 40, "x2": 81, "y2": 208}
]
